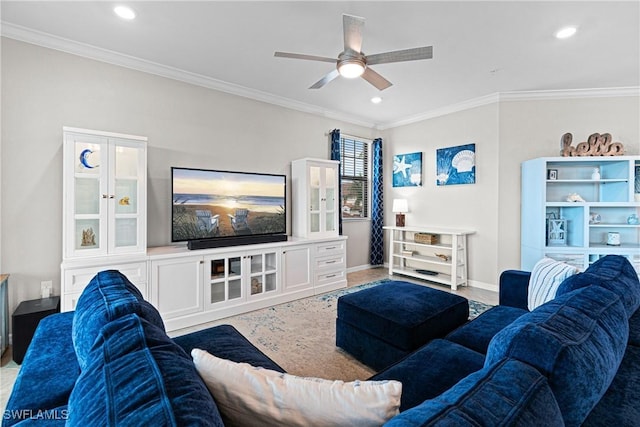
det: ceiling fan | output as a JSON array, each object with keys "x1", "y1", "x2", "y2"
[{"x1": 274, "y1": 14, "x2": 433, "y2": 91}]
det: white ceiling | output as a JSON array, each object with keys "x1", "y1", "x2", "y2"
[{"x1": 2, "y1": 1, "x2": 639, "y2": 128}]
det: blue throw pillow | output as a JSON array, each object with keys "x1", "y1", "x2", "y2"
[
  {"x1": 72, "y1": 270, "x2": 164, "y2": 369},
  {"x1": 68, "y1": 313, "x2": 222, "y2": 426},
  {"x1": 485, "y1": 286, "x2": 628, "y2": 426},
  {"x1": 556, "y1": 255, "x2": 640, "y2": 317}
]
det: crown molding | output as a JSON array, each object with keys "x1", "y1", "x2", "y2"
[
  {"x1": 3, "y1": 22, "x2": 638, "y2": 132},
  {"x1": 498, "y1": 87, "x2": 640, "y2": 102},
  {"x1": 1, "y1": 22, "x2": 376, "y2": 129},
  {"x1": 377, "y1": 87, "x2": 640, "y2": 130},
  {"x1": 376, "y1": 93, "x2": 500, "y2": 130}
]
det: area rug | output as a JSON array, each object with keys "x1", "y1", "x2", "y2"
[{"x1": 206, "y1": 279, "x2": 493, "y2": 381}]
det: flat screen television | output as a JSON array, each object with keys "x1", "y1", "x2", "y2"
[{"x1": 171, "y1": 167, "x2": 287, "y2": 249}]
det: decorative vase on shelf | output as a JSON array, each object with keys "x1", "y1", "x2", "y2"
[{"x1": 591, "y1": 168, "x2": 600, "y2": 180}]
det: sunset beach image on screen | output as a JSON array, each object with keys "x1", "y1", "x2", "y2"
[{"x1": 171, "y1": 167, "x2": 286, "y2": 242}]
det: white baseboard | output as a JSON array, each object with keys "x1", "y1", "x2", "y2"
[
  {"x1": 347, "y1": 264, "x2": 385, "y2": 273},
  {"x1": 467, "y1": 280, "x2": 498, "y2": 293}
]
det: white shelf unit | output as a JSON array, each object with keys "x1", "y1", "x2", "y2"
[
  {"x1": 385, "y1": 226, "x2": 475, "y2": 291},
  {"x1": 521, "y1": 156, "x2": 640, "y2": 274}
]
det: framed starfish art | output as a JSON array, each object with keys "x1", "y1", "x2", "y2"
[{"x1": 393, "y1": 152, "x2": 422, "y2": 187}]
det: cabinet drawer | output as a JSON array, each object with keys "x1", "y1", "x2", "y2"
[
  {"x1": 314, "y1": 254, "x2": 346, "y2": 271},
  {"x1": 63, "y1": 292, "x2": 82, "y2": 312},
  {"x1": 315, "y1": 269, "x2": 346, "y2": 287},
  {"x1": 63, "y1": 262, "x2": 147, "y2": 294},
  {"x1": 315, "y1": 241, "x2": 345, "y2": 256}
]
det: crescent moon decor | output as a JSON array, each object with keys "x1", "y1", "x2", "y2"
[
  {"x1": 436, "y1": 143, "x2": 476, "y2": 186},
  {"x1": 79, "y1": 149, "x2": 99, "y2": 169}
]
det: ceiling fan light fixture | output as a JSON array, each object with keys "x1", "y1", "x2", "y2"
[
  {"x1": 114, "y1": 5, "x2": 136, "y2": 20},
  {"x1": 555, "y1": 26, "x2": 577, "y2": 39},
  {"x1": 338, "y1": 60, "x2": 365, "y2": 78}
]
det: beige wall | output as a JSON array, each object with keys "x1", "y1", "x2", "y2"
[
  {"x1": 382, "y1": 104, "x2": 501, "y2": 288},
  {"x1": 383, "y1": 96, "x2": 639, "y2": 288},
  {"x1": 0, "y1": 38, "x2": 373, "y2": 315}
]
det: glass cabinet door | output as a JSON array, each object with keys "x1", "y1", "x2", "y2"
[
  {"x1": 110, "y1": 141, "x2": 144, "y2": 252},
  {"x1": 309, "y1": 166, "x2": 321, "y2": 233},
  {"x1": 248, "y1": 252, "x2": 277, "y2": 296},
  {"x1": 208, "y1": 256, "x2": 243, "y2": 305},
  {"x1": 71, "y1": 137, "x2": 108, "y2": 256},
  {"x1": 324, "y1": 167, "x2": 336, "y2": 233}
]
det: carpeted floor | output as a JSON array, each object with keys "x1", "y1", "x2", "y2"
[{"x1": 199, "y1": 278, "x2": 493, "y2": 381}]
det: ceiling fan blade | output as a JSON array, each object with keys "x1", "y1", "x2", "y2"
[
  {"x1": 366, "y1": 46, "x2": 433, "y2": 65},
  {"x1": 310, "y1": 69, "x2": 340, "y2": 89},
  {"x1": 274, "y1": 52, "x2": 337, "y2": 63},
  {"x1": 361, "y1": 67, "x2": 392, "y2": 91},
  {"x1": 343, "y1": 14, "x2": 365, "y2": 53}
]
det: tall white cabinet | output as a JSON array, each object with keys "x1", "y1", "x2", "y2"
[
  {"x1": 292, "y1": 158, "x2": 340, "y2": 238},
  {"x1": 521, "y1": 156, "x2": 640, "y2": 273},
  {"x1": 61, "y1": 127, "x2": 148, "y2": 310}
]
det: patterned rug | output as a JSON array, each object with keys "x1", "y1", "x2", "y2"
[{"x1": 209, "y1": 279, "x2": 493, "y2": 381}]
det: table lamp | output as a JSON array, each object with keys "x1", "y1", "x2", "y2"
[{"x1": 392, "y1": 199, "x2": 408, "y2": 227}]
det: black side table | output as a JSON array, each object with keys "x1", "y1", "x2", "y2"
[{"x1": 12, "y1": 296, "x2": 60, "y2": 364}]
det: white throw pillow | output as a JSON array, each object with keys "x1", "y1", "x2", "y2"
[
  {"x1": 192, "y1": 348, "x2": 402, "y2": 427},
  {"x1": 528, "y1": 257, "x2": 578, "y2": 311}
]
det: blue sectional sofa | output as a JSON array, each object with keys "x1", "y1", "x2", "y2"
[{"x1": 4, "y1": 255, "x2": 639, "y2": 426}]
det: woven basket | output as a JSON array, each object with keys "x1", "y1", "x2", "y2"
[{"x1": 414, "y1": 233, "x2": 438, "y2": 244}]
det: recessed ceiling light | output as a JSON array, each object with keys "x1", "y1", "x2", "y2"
[
  {"x1": 555, "y1": 26, "x2": 577, "y2": 39},
  {"x1": 114, "y1": 6, "x2": 136, "y2": 20},
  {"x1": 371, "y1": 96, "x2": 382, "y2": 104}
]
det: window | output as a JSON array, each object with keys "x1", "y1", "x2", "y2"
[{"x1": 339, "y1": 136, "x2": 370, "y2": 219}]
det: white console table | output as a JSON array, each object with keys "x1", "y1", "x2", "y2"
[{"x1": 384, "y1": 226, "x2": 474, "y2": 290}]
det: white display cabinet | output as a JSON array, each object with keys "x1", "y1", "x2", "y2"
[
  {"x1": 62, "y1": 127, "x2": 147, "y2": 258},
  {"x1": 292, "y1": 158, "x2": 340, "y2": 238},
  {"x1": 61, "y1": 127, "x2": 147, "y2": 311},
  {"x1": 521, "y1": 156, "x2": 640, "y2": 273}
]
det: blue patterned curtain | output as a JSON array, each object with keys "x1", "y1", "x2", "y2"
[
  {"x1": 370, "y1": 138, "x2": 384, "y2": 265},
  {"x1": 330, "y1": 129, "x2": 342, "y2": 235}
]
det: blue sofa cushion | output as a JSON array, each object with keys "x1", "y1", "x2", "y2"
[
  {"x1": 445, "y1": 305, "x2": 528, "y2": 354},
  {"x1": 370, "y1": 339, "x2": 485, "y2": 412},
  {"x1": 556, "y1": 255, "x2": 640, "y2": 317},
  {"x1": 3, "y1": 313, "x2": 78, "y2": 427},
  {"x1": 337, "y1": 281, "x2": 469, "y2": 352},
  {"x1": 629, "y1": 309, "x2": 640, "y2": 347},
  {"x1": 485, "y1": 286, "x2": 628, "y2": 426},
  {"x1": 384, "y1": 358, "x2": 564, "y2": 427},
  {"x1": 72, "y1": 270, "x2": 164, "y2": 369},
  {"x1": 173, "y1": 324, "x2": 286, "y2": 372},
  {"x1": 67, "y1": 313, "x2": 222, "y2": 426},
  {"x1": 582, "y1": 344, "x2": 640, "y2": 426}
]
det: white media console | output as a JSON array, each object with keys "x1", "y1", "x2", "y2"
[{"x1": 61, "y1": 236, "x2": 347, "y2": 332}]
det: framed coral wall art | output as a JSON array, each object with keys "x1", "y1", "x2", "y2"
[
  {"x1": 436, "y1": 143, "x2": 476, "y2": 186},
  {"x1": 393, "y1": 152, "x2": 422, "y2": 187}
]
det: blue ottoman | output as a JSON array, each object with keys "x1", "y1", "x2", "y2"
[{"x1": 336, "y1": 281, "x2": 469, "y2": 370}]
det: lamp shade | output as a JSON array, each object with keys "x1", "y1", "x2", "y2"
[{"x1": 392, "y1": 199, "x2": 409, "y2": 213}]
